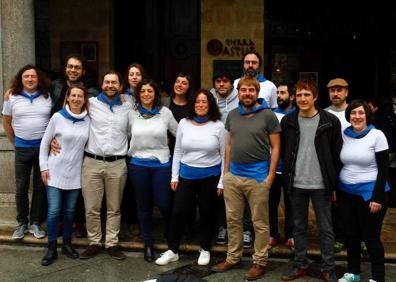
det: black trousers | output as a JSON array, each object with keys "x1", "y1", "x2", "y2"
[
  {"x1": 168, "y1": 175, "x2": 219, "y2": 253},
  {"x1": 268, "y1": 174, "x2": 293, "y2": 239},
  {"x1": 339, "y1": 190, "x2": 387, "y2": 282}
]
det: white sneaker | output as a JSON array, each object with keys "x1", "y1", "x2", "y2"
[
  {"x1": 338, "y1": 273, "x2": 361, "y2": 282},
  {"x1": 155, "y1": 250, "x2": 179, "y2": 265},
  {"x1": 368, "y1": 280, "x2": 377, "y2": 282},
  {"x1": 29, "y1": 224, "x2": 46, "y2": 239},
  {"x1": 197, "y1": 249, "x2": 210, "y2": 266}
]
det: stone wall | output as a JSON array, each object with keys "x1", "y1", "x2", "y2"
[
  {"x1": 48, "y1": 0, "x2": 113, "y2": 82},
  {"x1": 201, "y1": 0, "x2": 264, "y2": 88}
]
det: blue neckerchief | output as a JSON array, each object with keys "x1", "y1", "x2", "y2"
[
  {"x1": 58, "y1": 108, "x2": 85, "y2": 123},
  {"x1": 273, "y1": 106, "x2": 296, "y2": 115},
  {"x1": 193, "y1": 116, "x2": 209, "y2": 123},
  {"x1": 344, "y1": 124, "x2": 375, "y2": 139},
  {"x1": 126, "y1": 87, "x2": 134, "y2": 96},
  {"x1": 19, "y1": 91, "x2": 40, "y2": 103},
  {"x1": 137, "y1": 104, "x2": 160, "y2": 116},
  {"x1": 97, "y1": 92, "x2": 122, "y2": 112},
  {"x1": 237, "y1": 98, "x2": 269, "y2": 115},
  {"x1": 256, "y1": 73, "x2": 267, "y2": 83}
]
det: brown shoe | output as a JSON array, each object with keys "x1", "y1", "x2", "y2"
[
  {"x1": 245, "y1": 264, "x2": 265, "y2": 280},
  {"x1": 80, "y1": 244, "x2": 102, "y2": 260},
  {"x1": 211, "y1": 260, "x2": 241, "y2": 273},
  {"x1": 106, "y1": 246, "x2": 126, "y2": 260}
]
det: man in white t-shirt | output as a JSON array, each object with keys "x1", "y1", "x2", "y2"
[
  {"x1": 325, "y1": 78, "x2": 350, "y2": 254},
  {"x1": 325, "y1": 78, "x2": 350, "y2": 131},
  {"x1": 233, "y1": 51, "x2": 277, "y2": 109}
]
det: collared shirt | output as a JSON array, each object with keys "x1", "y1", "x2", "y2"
[{"x1": 85, "y1": 96, "x2": 132, "y2": 156}]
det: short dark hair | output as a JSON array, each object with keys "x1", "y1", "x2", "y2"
[
  {"x1": 242, "y1": 51, "x2": 262, "y2": 68},
  {"x1": 63, "y1": 82, "x2": 90, "y2": 113},
  {"x1": 9, "y1": 64, "x2": 48, "y2": 98},
  {"x1": 294, "y1": 79, "x2": 319, "y2": 98},
  {"x1": 64, "y1": 53, "x2": 86, "y2": 71},
  {"x1": 170, "y1": 72, "x2": 193, "y2": 100},
  {"x1": 212, "y1": 72, "x2": 233, "y2": 86},
  {"x1": 101, "y1": 70, "x2": 123, "y2": 86},
  {"x1": 277, "y1": 81, "x2": 295, "y2": 97},
  {"x1": 345, "y1": 99, "x2": 374, "y2": 125},
  {"x1": 186, "y1": 89, "x2": 221, "y2": 122},
  {"x1": 135, "y1": 79, "x2": 162, "y2": 108}
]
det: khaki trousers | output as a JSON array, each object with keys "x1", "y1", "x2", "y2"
[
  {"x1": 82, "y1": 157, "x2": 127, "y2": 248},
  {"x1": 223, "y1": 172, "x2": 270, "y2": 266}
]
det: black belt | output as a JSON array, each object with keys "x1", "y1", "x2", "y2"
[{"x1": 85, "y1": 152, "x2": 126, "y2": 162}]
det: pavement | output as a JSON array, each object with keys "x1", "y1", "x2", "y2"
[{"x1": 1, "y1": 208, "x2": 396, "y2": 281}]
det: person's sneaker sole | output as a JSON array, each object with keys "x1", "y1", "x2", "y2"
[{"x1": 29, "y1": 230, "x2": 46, "y2": 239}]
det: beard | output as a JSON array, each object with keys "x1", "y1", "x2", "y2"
[
  {"x1": 240, "y1": 98, "x2": 256, "y2": 108},
  {"x1": 277, "y1": 98, "x2": 291, "y2": 110},
  {"x1": 244, "y1": 68, "x2": 258, "y2": 77}
]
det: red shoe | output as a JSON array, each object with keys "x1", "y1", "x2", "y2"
[
  {"x1": 285, "y1": 238, "x2": 295, "y2": 251},
  {"x1": 268, "y1": 237, "x2": 278, "y2": 249}
]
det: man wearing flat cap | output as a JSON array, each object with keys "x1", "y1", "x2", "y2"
[{"x1": 325, "y1": 78, "x2": 350, "y2": 131}]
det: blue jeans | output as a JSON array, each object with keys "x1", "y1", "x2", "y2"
[
  {"x1": 15, "y1": 147, "x2": 46, "y2": 224},
  {"x1": 290, "y1": 188, "x2": 334, "y2": 271},
  {"x1": 46, "y1": 186, "x2": 80, "y2": 242},
  {"x1": 129, "y1": 164, "x2": 172, "y2": 246}
]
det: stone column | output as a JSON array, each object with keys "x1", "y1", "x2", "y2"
[{"x1": 0, "y1": 0, "x2": 36, "y2": 225}]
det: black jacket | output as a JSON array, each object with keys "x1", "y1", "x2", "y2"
[
  {"x1": 49, "y1": 78, "x2": 99, "y2": 115},
  {"x1": 280, "y1": 108, "x2": 343, "y2": 194}
]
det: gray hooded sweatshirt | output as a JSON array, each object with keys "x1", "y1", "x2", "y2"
[{"x1": 210, "y1": 87, "x2": 239, "y2": 124}]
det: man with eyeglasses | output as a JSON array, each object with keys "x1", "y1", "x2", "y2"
[
  {"x1": 233, "y1": 51, "x2": 277, "y2": 109},
  {"x1": 50, "y1": 54, "x2": 98, "y2": 115}
]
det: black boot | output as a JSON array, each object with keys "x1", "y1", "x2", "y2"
[
  {"x1": 42, "y1": 241, "x2": 58, "y2": 266},
  {"x1": 144, "y1": 245, "x2": 155, "y2": 262},
  {"x1": 62, "y1": 237, "x2": 79, "y2": 259}
]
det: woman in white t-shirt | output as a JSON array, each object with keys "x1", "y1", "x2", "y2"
[
  {"x1": 338, "y1": 100, "x2": 389, "y2": 282},
  {"x1": 39, "y1": 83, "x2": 90, "y2": 266},
  {"x1": 155, "y1": 89, "x2": 225, "y2": 266}
]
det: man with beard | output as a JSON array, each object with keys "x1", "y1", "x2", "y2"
[
  {"x1": 325, "y1": 78, "x2": 350, "y2": 131},
  {"x1": 233, "y1": 51, "x2": 277, "y2": 109},
  {"x1": 78, "y1": 71, "x2": 131, "y2": 260},
  {"x1": 325, "y1": 78, "x2": 350, "y2": 254},
  {"x1": 211, "y1": 76, "x2": 280, "y2": 281},
  {"x1": 233, "y1": 52, "x2": 277, "y2": 247},
  {"x1": 50, "y1": 54, "x2": 98, "y2": 115},
  {"x1": 268, "y1": 82, "x2": 296, "y2": 250}
]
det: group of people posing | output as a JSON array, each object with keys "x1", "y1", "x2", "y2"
[{"x1": 2, "y1": 51, "x2": 393, "y2": 282}]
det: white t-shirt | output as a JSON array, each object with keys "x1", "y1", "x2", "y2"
[
  {"x1": 128, "y1": 107, "x2": 178, "y2": 163},
  {"x1": 233, "y1": 78, "x2": 277, "y2": 108},
  {"x1": 325, "y1": 106, "x2": 350, "y2": 132},
  {"x1": 340, "y1": 129, "x2": 388, "y2": 184},
  {"x1": 171, "y1": 118, "x2": 226, "y2": 187},
  {"x1": 2, "y1": 93, "x2": 52, "y2": 140}
]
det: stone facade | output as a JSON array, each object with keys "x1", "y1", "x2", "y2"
[
  {"x1": 201, "y1": 0, "x2": 264, "y2": 88},
  {"x1": 0, "y1": 0, "x2": 36, "y2": 225}
]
